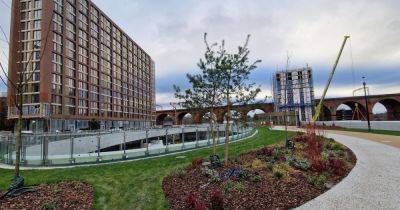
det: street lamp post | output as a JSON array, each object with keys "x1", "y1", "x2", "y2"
[{"x1": 362, "y1": 77, "x2": 371, "y2": 132}]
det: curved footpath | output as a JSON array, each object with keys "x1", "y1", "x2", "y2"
[{"x1": 275, "y1": 126, "x2": 400, "y2": 210}]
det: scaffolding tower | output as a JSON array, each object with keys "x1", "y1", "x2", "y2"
[{"x1": 273, "y1": 67, "x2": 315, "y2": 122}]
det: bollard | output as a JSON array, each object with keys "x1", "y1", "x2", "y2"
[
  {"x1": 236, "y1": 124, "x2": 240, "y2": 141},
  {"x1": 181, "y1": 127, "x2": 185, "y2": 149},
  {"x1": 69, "y1": 136, "x2": 75, "y2": 164},
  {"x1": 165, "y1": 128, "x2": 169, "y2": 153},
  {"x1": 207, "y1": 127, "x2": 211, "y2": 146},
  {"x1": 217, "y1": 125, "x2": 220, "y2": 144},
  {"x1": 6, "y1": 135, "x2": 11, "y2": 164},
  {"x1": 122, "y1": 132, "x2": 127, "y2": 159},
  {"x1": 96, "y1": 134, "x2": 101, "y2": 162},
  {"x1": 195, "y1": 128, "x2": 199, "y2": 147},
  {"x1": 43, "y1": 134, "x2": 51, "y2": 166},
  {"x1": 145, "y1": 129, "x2": 149, "y2": 156}
]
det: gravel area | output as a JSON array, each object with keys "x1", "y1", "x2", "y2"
[{"x1": 296, "y1": 131, "x2": 400, "y2": 210}]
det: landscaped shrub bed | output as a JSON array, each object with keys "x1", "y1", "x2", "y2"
[
  {"x1": 162, "y1": 133, "x2": 356, "y2": 209},
  {"x1": 0, "y1": 181, "x2": 93, "y2": 209}
]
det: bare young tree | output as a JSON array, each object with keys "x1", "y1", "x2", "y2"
[
  {"x1": 0, "y1": 13, "x2": 52, "y2": 180},
  {"x1": 174, "y1": 33, "x2": 224, "y2": 156}
]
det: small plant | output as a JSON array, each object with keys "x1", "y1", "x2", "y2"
[
  {"x1": 209, "y1": 188, "x2": 224, "y2": 210},
  {"x1": 333, "y1": 149, "x2": 345, "y2": 157},
  {"x1": 71, "y1": 181, "x2": 82, "y2": 191},
  {"x1": 266, "y1": 162, "x2": 274, "y2": 171},
  {"x1": 308, "y1": 173, "x2": 329, "y2": 189},
  {"x1": 272, "y1": 163, "x2": 290, "y2": 180},
  {"x1": 249, "y1": 174, "x2": 261, "y2": 182},
  {"x1": 238, "y1": 169, "x2": 250, "y2": 180},
  {"x1": 234, "y1": 182, "x2": 246, "y2": 192},
  {"x1": 42, "y1": 202, "x2": 57, "y2": 210},
  {"x1": 223, "y1": 181, "x2": 246, "y2": 194},
  {"x1": 251, "y1": 159, "x2": 265, "y2": 169},
  {"x1": 332, "y1": 142, "x2": 343, "y2": 151},
  {"x1": 52, "y1": 186, "x2": 61, "y2": 194},
  {"x1": 288, "y1": 157, "x2": 310, "y2": 171},
  {"x1": 273, "y1": 170, "x2": 284, "y2": 180},
  {"x1": 172, "y1": 167, "x2": 187, "y2": 178},
  {"x1": 223, "y1": 181, "x2": 235, "y2": 194},
  {"x1": 327, "y1": 157, "x2": 345, "y2": 176},
  {"x1": 202, "y1": 167, "x2": 220, "y2": 183},
  {"x1": 272, "y1": 148, "x2": 286, "y2": 162}
]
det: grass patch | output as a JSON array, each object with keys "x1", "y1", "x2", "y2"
[
  {"x1": 341, "y1": 128, "x2": 400, "y2": 136},
  {"x1": 0, "y1": 127, "x2": 293, "y2": 210}
]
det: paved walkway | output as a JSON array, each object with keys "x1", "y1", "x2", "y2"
[
  {"x1": 274, "y1": 127, "x2": 400, "y2": 209},
  {"x1": 323, "y1": 130, "x2": 400, "y2": 148}
]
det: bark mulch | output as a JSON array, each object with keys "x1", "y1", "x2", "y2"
[
  {"x1": 163, "y1": 138, "x2": 356, "y2": 210},
  {"x1": 0, "y1": 181, "x2": 93, "y2": 210}
]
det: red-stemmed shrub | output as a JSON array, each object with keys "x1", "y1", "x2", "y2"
[
  {"x1": 327, "y1": 157, "x2": 345, "y2": 176},
  {"x1": 186, "y1": 194, "x2": 197, "y2": 207},
  {"x1": 185, "y1": 194, "x2": 206, "y2": 210},
  {"x1": 195, "y1": 201, "x2": 206, "y2": 210},
  {"x1": 306, "y1": 134, "x2": 324, "y2": 162},
  {"x1": 311, "y1": 159, "x2": 328, "y2": 173},
  {"x1": 277, "y1": 155, "x2": 286, "y2": 162},
  {"x1": 292, "y1": 134, "x2": 308, "y2": 143},
  {"x1": 187, "y1": 157, "x2": 204, "y2": 171},
  {"x1": 209, "y1": 188, "x2": 224, "y2": 210},
  {"x1": 257, "y1": 147, "x2": 273, "y2": 156}
]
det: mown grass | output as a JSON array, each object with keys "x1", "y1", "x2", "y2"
[
  {"x1": 340, "y1": 128, "x2": 400, "y2": 136},
  {"x1": 0, "y1": 127, "x2": 293, "y2": 210}
]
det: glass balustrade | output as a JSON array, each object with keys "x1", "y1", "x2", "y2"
[{"x1": 0, "y1": 123, "x2": 255, "y2": 167}]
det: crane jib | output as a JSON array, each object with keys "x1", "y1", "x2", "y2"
[{"x1": 312, "y1": 36, "x2": 350, "y2": 123}]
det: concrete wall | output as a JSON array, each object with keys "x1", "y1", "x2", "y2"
[{"x1": 309, "y1": 121, "x2": 400, "y2": 131}]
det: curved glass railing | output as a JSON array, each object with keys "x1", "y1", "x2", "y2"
[{"x1": 0, "y1": 123, "x2": 255, "y2": 167}]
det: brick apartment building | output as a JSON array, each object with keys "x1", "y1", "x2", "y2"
[{"x1": 7, "y1": 0, "x2": 156, "y2": 132}]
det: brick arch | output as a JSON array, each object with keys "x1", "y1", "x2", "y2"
[
  {"x1": 156, "y1": 113, "x2": 173, "y2": 125},
  {"x1": 335, "y1": 101, "x2": 367, "y2": 120},
  {"x1": 176, "y1": 111, "x2": 190, "y2": 125},
  {"x1": 216, "y1": 108, "x2": 242, "y2": 123},
  {"x1": 373, "y1": 98, "x2": 400, "y2": 120},
  {"x1": 319, "y1": 105, "x2": 332, "y2": 121}
]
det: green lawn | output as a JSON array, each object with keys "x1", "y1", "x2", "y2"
[
  {"x1": 340, "y1": 128, "x2": 400, "y2": 136},
  {"x1": 0, "y1": 127, "x2": 293, "y2": 210}
]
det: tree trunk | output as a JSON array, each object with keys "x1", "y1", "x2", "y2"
[
  {"x1": 224, "y1": 98, "x2": 231, "y2": 164},
  {"x1": 209, "y1": 108, "x2": 216, "y2": 155},
  {"x1": 15, "y1": 94, "x2": 22, "y2": 177}
]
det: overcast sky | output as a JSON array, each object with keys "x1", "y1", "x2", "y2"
[{"x1": 0, "y1": 0, "x2": 399, "y2": 112}]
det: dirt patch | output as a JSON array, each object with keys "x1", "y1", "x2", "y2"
[
  {"x1": 163, "y1": 134, "x2": 356, "y2": 209},
  {"x1": 0, "y1": 181, "x2": 93, "y2": 210}
]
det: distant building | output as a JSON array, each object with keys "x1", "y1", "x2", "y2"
[
  {"x1": 273, "y1": 67, "x2": 315, "y2": 122},
  {"x1": 7, "y1": 0, "x2": 156, "y2": 132},
  {"x1": 0, "y1": 93, "x2": 12, "y2": 131}
]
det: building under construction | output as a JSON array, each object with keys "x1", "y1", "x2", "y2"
[{"x1": 273, "y1": 67, "x2": 315, "y2": 122}]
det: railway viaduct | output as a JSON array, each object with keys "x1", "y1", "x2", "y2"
[{"x1": 156, "y1": 93, "x2": 400, "y2": 125}]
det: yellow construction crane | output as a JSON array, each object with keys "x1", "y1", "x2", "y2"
[{"x1": 312, "y1": 35, "x2": 350, "y2": 123}]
